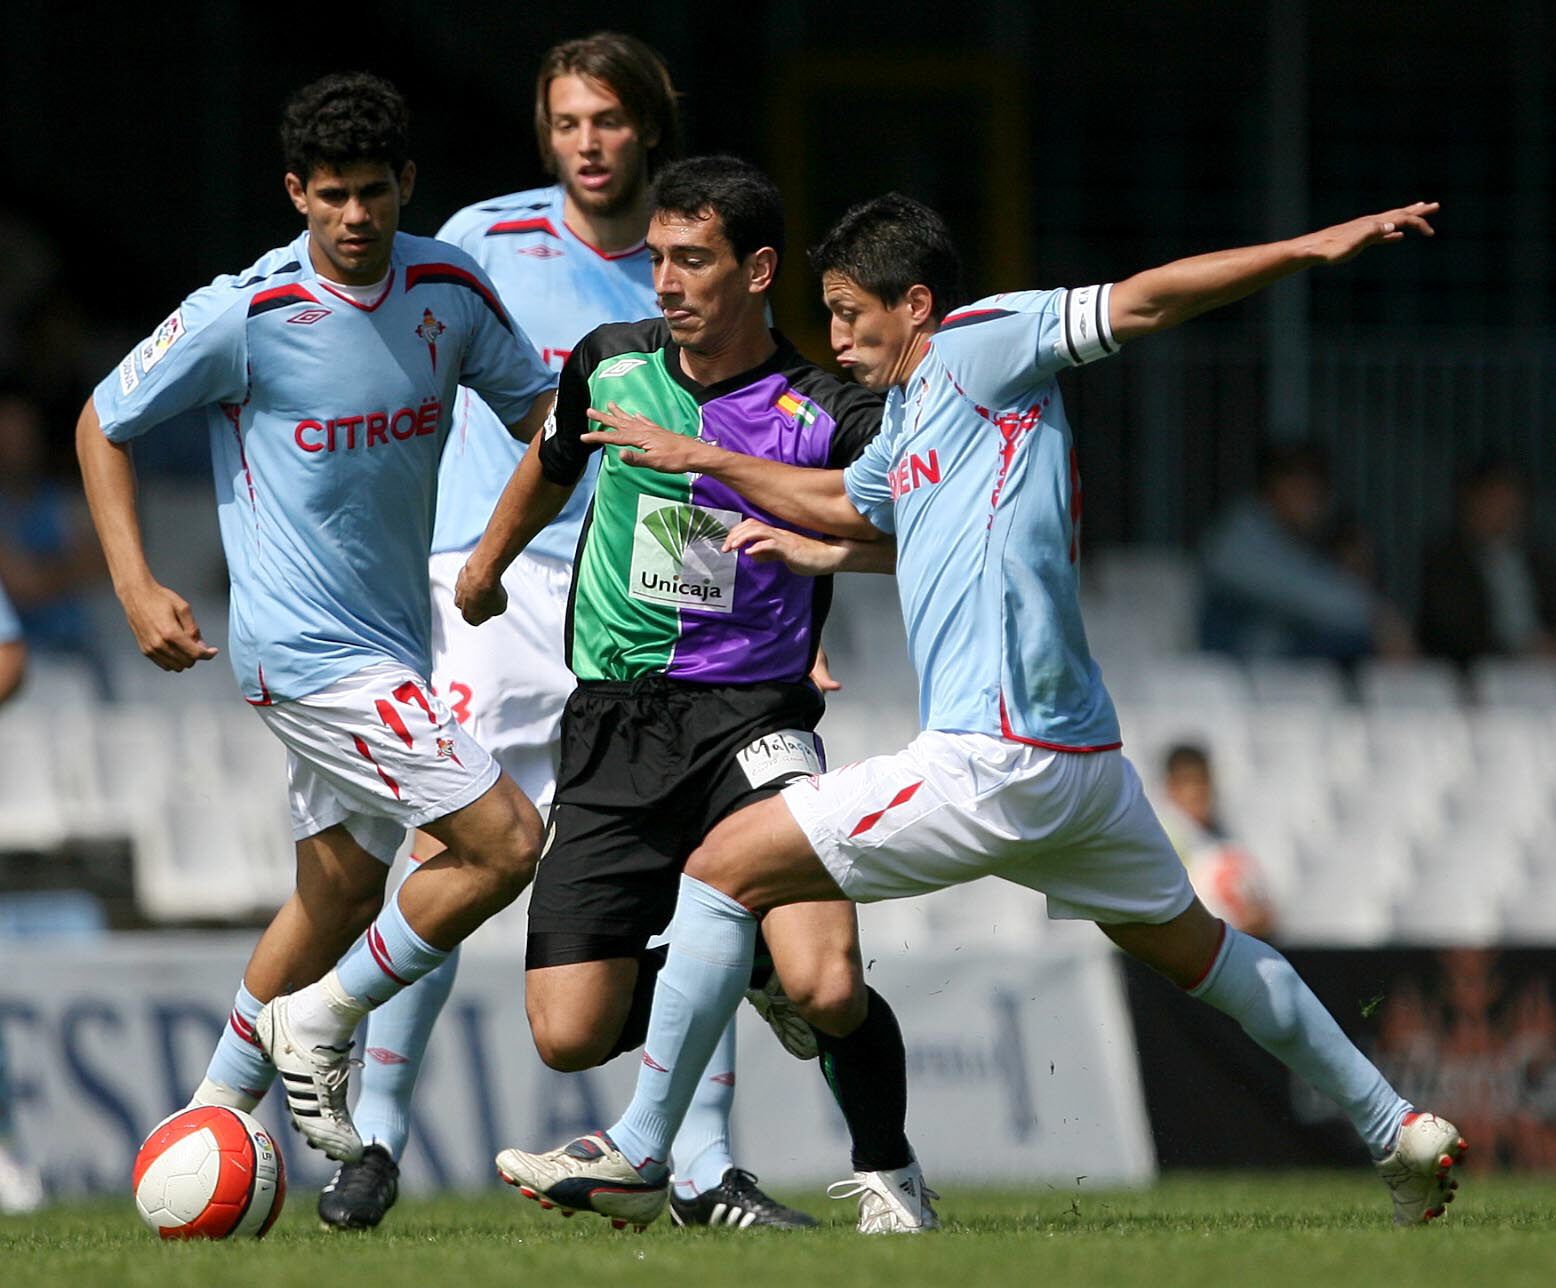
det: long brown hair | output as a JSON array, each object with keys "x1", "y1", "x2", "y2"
[{"x1": 533, "y1": 32, "x2": 681, "y2": 177}]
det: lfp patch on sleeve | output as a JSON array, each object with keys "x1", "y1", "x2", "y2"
[{"x1": 137, "y1": 308, "x2": 186, "y2": 374}]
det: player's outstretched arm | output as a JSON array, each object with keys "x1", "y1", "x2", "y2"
[
  {"x1": 457, "y1": 438, "x2": 575, "y2": 625},
  {"x1": 582, "y1": 402, "x2": 879, "y2": 540},
  {"x1": 724, "y1": 519, "x2": 896, "y2": 575},
  {"x1": 1108, "y1": 201, "x2": 1438, "y2": 342},
  {"x1": 75, "y1": 397, "x2": 217, "y2": 671}
]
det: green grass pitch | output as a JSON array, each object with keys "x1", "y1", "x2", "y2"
[{"x1": 5, "y1": 1173, "x2": 1554, "y2": 1288}]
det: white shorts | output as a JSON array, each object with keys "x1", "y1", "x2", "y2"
[
  {"x1": 256, "y1": 659, "x2": 500, "y2": 863},
  {"x1": 429, "y1": 547, "x2": 574, "y2": 812},
  {"x1": 782, "y1": 730, "x2": 1195, "y2": 924}
]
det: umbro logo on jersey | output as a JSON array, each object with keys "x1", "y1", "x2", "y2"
[
  {"x1": 516, "y1": 244, "x2": 564, "y2": 259},
  {"x1": 598, "y1": 357, "x2": 648, "y2": 379},
  {"x1": 286, "y1": 307, "x2": 332, "y2": 325}
]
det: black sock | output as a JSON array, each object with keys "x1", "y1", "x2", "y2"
[
  {"x1": 605, "y1": 945, "x2": 669, "y2": 1060},
  {"x1": 814, "y1": 986, "x2": 913, "y2": 1172}
]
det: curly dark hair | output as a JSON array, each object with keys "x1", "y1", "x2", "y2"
[{"x1": 280, "y1": 72, "x2": 410, "y2": 183}]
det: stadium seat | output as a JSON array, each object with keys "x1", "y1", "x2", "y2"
[
  {"x1": 1245, "y1": 657, "x2": 1348, "y2": 708},
  {"x1": 1356, "y1": 659, "x2": 1464, "y2": 709}
]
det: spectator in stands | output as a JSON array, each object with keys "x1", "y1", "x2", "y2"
[
  {"x1": 0, "y1": 576, "x2": 23, "y2": 705},
  {"x1": 0, "y1": 385, "x2": 110, "y2": 694},
  {"x1": 1417, "y1": 459, "x2": 1556, "y2": 667},
  {"x1": 1156, "y1": 743, "x2": 1277, "y2": 938},
  {"x1": 1199, "y1": 443, "x2": 1413, "y2": 662}
]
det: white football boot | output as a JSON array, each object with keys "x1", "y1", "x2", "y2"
[
  {"x1": 1375, "y1": 1110, "x2": 1468, "y2": 1225},
  {"x1": 827, "y1": 1157, "x2": 940, "y2": 1233},
  {"x1": 496, "y1": 1132, "x2": 668, "y2": 1230},
  {"x1": 255, "y1": 994, "x2": 363, "y2": 1163},
  {"x1": 744, "y1": 974, "x2": 818, "y2": 1060}
]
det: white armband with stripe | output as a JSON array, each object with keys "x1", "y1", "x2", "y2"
[{"x1": 1057, "y1": 283, "x2": 1118, "y2": 366}]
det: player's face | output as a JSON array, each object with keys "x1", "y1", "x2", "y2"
[
  {"x1": 648, "y1": 210, "x2": 771, "y2": 353},
  {"x1": 285, "y1": 160, "x2": 416, "y2": 286},
  {"x1": 548, "y1": 74, "x2": 654, "y2": 219},
  {"x1": 821, "y1": 271, "x2": 920, "y2": 391}
]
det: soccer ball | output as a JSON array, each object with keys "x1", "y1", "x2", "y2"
[{"x1": 132, "y1": 1105, "x2": 286, "y2": 1239}]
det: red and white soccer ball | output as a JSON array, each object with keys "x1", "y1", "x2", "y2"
[{"x1": 132, "y1": 1105, "x2": 286, "y2": 1239}]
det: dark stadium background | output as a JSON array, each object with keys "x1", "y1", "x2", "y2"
[{"x1": 2, "y1": 0, "x2": 1547, "y2": 607}]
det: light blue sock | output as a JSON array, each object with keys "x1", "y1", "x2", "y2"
[
  {"x1": 335, "y1": 889, "x2": 451, "y2": 1007},
  {"x1": 607, "y1": 877, "x2": 756, "y2": 1181},
  {"x1": 1190, "y1": 927, "x2": 1410, "y2": 1157},
  {"x1": 353, "y1": 945, "x2": 461, "y2": 1159},
  {"x1": 202, "y1": 982, "x2": 276, "y2": 1103},
  {"x1": 670, "y1": 1016, "x2": 738, "y2": 1197}
]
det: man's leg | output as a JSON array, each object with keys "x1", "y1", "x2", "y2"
[
  {"x1": 1102, "y1": 900, "x2": 1465, "y2": 1221},
  {"x1": 260, "y1": 774, "x2": 542, "y2": 1160},
  {"x1": 194, "y1": 826, "x2": 389, "y2": 1110},
  {"x1": 493, "y1": 796, "x2": 841, "y2": 1227}
]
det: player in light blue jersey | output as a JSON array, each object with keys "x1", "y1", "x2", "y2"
[
  {"x1": 329, "y1": 36, "x2": 818, "y2": 1232},
  {"x1": 77, "y1": 74, "x2": 555, "y2": 1167},
  {"x1": 497, "y1": 194, "x2": 1471, "y2": 1229}
]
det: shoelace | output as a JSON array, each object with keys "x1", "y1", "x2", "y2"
[
  {"x1": 309, "y1": 1046, "x2": 361, "y2": 1119},
  {"x1": 826, "y1": 1177, "x2": 941, "y2": 1205}
]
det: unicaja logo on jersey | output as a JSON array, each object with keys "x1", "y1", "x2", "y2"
[
  {"x1": 416, "y1": 308, "x2": 446, "y2": 371},
  {"x1": 629, "y1": 496, "x2": 741, "y2": 614}
]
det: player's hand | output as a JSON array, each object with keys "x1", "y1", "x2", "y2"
[
  {"x1": 455, "y1": 557, "x2": 507, "y2": 626},
  {"x1": 724, "y1": 519, "x2": 849, "y2": 575},
  {"x1": 1301, "y1": 201, "x2": 1438, "y2": 264},
  {"x1": 121, "y1": 580, "x2": 218, "y2": 671},
  {"x1": 809, "y1": 645, "x2": 842, "y2": 692},
  {"x1": 581, "y1": 402, "x2": 713, "y2": 474}
]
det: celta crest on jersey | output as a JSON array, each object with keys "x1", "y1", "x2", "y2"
[{"x1": 416, "y1": 308, "x2": 447, "y2": 370}]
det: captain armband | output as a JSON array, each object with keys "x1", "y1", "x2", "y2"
[{"x1": 1056, "y1": 283, "x2": 1118, "y2": 366}]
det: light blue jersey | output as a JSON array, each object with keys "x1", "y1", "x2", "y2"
[
  {"x1": 93, "y1": 232, "x2": 555, "y2": 704},
  {"x1": 432, "y1": 185, "x2": 657, "y2": 562},
  {"x1": 0, "y1": 580, "x2": 19, "y2": 644},
  {"x1": 844, "y1": 286, "x2": 1123, "y2": 750}
]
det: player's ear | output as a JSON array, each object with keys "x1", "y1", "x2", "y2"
[
  {"x1": 746, "y1": 246, "x2": 778, "y2": 295},
  {"x1": 283, "y1": 172, "x2": 310, "y2": 217},
  {"x1": 398, "y1": 160, "x2": 417, "y2": 206},
  {"x1": 904, "y1": 283, "x2": 935, "y2": 328}
]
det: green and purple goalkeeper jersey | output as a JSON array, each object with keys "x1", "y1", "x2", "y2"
[{"x1": 539, "y1": 319, "x2": 881, "y2": 685}]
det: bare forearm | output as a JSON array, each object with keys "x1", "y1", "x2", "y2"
[
  {"x1": 75, "y1": 398, "x2": 155, "y2": 597},
  {"x1": 832, "y1": 537, "x2": 896, "y2": 573},
  {"x1": 1110, "y1": 202, "x2": 1437, "y2": 342},
  {"x1": 1110, "y1": 240, "x2": 1315, "y2": 340},
  {"x1": 466, "y1": 446, "x2": 574, "y2": 581},
  {"x1": 693, "y1": 444, "x2": 877, "y2": 540}
]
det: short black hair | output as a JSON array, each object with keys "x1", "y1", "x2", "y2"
[
  {"x1": 809, "y1": 193, "x2": 966, "y2": 320},
  {"x1": 652, "y1": 156, "x2": 784, "y2": 270},
  {"x1": 535, "y1": 32, "x2": 681, "y2": 176},
  {"x1": 280, "y1": 72, "x2": 410, "y2": 183},
  {"x1": 1164, "y1": 743, "x2": 1211, "y2": 776}
]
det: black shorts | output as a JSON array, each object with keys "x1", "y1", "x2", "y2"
[{"x1": 525, "y1": 677, "x2": 825, "y2": 967}]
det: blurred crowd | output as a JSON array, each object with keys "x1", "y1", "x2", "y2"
[{"x1": 1198, "y1": 441, "x2": 1556, "y2": 670}]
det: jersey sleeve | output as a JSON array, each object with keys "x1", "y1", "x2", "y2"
[
  {"x1": 931, "y1": 286, "x2": 1120, "y2": 410},
  {"x1": 841, "y1": 409, "x2": 898, "y2": 535},
  {"x1": 824, "y1": 381, "x2": 885, "y2": 468},
  {"x1": 92, "y1": 285, "x2": 249, "y2": 442},
  {"x1": 454, "y1": 260, "x2": 556, "y2": 428},
  {"x1": 536, "y1": 340, "x2": 597, "y2": 486}
]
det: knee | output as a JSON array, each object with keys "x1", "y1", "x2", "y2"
[
  {"x1": 780, "y1": 959, "x2": 867, "y2": 1037},
  {"x1": 525, "y1": 999, "x2": 613, "y2": 1072}
]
